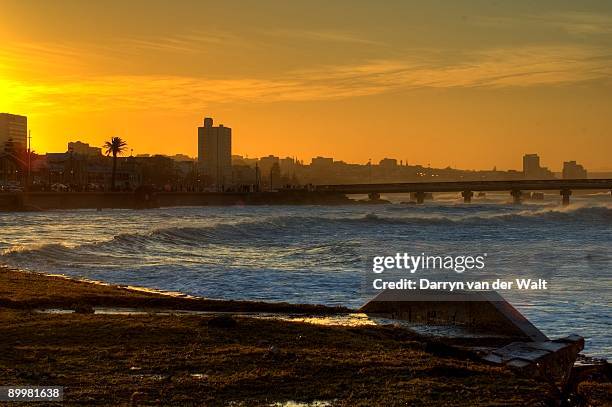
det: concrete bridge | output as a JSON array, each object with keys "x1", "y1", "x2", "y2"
[{"x1": 314, "y1": 179, "x2": 612, "y2": 205}]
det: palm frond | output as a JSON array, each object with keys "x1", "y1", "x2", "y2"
[{"x1": 103, "y1": 137, "x2": 128, "y2": 156}]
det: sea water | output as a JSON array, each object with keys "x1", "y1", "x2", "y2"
[{"x1": 1, "y1": 193, "x2": 610, "y2": 358}]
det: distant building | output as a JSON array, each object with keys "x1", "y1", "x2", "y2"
[
  {"x1": 562, "y1": 161, "x2": 587, "y2": 179},
  {"x1": 198, "y1": 117, "x2": 232, "y2": 189},
  {"x1": 522, "y1": 154, "x2": 540, "y2": 177},
  {"x1": 45, "y1": 152, "x2": 139, "y2": 189},
  {"x1": 522, "y1": 154, "x2": 554, "y2": 179},
  {"x1": 232, "y1": 155, "x2": 258, "y2": 167},
  {"x1": 379, "y1": 158, "x2": 398, "y2": 168},
  {"x1": 232, "y1": 164, "x2": 257, "y2": 187},
  {"x1": 168, "y1": 154, "x2": 195, "y2": 162},
  {"x1": 270, "y1": 162, "x2": 281, "y2": 189},
  {"x1": 68, "y1": 141, "x2": 102, "y2": 157},
  {"x1": 311, "y1": 157, "x2": 333, "y2": 168},
  {"x1": 0, "y1": 113, "x2": 27, "y2": 155},
  {"x1": 279, "y1": 157, "x2": 297, "y2": 175},
  {"x1": 259, "y1": 155, "x2": 280, "y2": 182}
]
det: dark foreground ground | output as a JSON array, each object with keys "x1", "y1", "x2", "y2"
[{"x1": 0, "y1": 268, "x2": 609, "y2": 406}]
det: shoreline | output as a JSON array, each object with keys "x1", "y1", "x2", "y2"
[
  {"x1": 0, "y1": 191, "x2": 357, "y2": 211},
  {"x1": 1, "y1": 267, "x2": 610, "y2": 405},
  {"x1": 0, "y1": 267, "x2": 350, "y2": 315}
]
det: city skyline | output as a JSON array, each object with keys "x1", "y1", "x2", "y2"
[
  {"x1": 1, "y1": 1, "x2": 612, "y2": 170},
  {"x1": 0, "y1": 111, "x2": 601, "y2": 175}
]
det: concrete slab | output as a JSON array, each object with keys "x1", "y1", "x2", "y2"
[{"x1": 360, "y1": 289, "x2": 548, "y2": 341}]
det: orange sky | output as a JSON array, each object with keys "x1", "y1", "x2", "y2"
[{"x1": 1, "y1": 1, "x2": 611, "y2": 171}]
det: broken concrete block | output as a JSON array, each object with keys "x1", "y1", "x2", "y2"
[
  {"x1": 482, "y1": 335, "x2": 585, "y2": 391},
  {"x1": 360, "y1": 289, "x2": 548, "y2": 341}
]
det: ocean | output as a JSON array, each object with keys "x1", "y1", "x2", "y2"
[{"x1": 1, "y1": 193, "x2": 610, "y2": 358}]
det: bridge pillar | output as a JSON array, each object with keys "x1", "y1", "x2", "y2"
[
  {"x1": 415, "y1": 191, "x2": 425, "y2": 204},
  {"x1": 461, "y1": 190, "x2": 474, "y2": 203},
  {"x1": 510, "y1": 189, "x2": 522, "y2": 204},
  {"x1": 560, "y1": 189, "x2": 572, "y2": 206}
]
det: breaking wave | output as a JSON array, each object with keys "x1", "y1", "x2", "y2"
[
  {"x1": 2, "y1": 203, "x2": 610, "y2": 263},
  {"x1": 2, "y1": 202, "x2": 610, "y2": 359}
]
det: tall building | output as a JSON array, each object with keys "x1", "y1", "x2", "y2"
[
  {"x1": 562, "y1": 161, "x2": 587, "y2": 179},
  {"x1": 522, "y1": 154, "x2": 540, "y2": 177},
  {"x1": 0, "y1": 113, "x2": 27, "y2": 155},
  {"x1": 522, "y1": 153, "x2": 554, "y2": 179},
  {"x1": 198, "y1": 117, "x2": 232, "y2": 189}
]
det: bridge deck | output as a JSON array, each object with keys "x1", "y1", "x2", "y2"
[{"x1": 314, "y1": 179, "x2": 612, "y2": 194}]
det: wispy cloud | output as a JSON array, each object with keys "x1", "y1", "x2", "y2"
[
  {"x1": 281, "y1": 46, "x2": 612, "y2": 99},
  {"x1": 2, "y1": 44, "x2": 611, "y2": 114},
  {"x1": 263, "y1": 28, "x2": 386, "y2": 46},
  {"x1": 121, "y1": 28, "x2": 385, "y2": 56},
  {"x1": 123, "y1": 30, "x2": 247, "y2": 54},
  {"x1": 473, "y1": 11, "x2": 612, "y2": 36},
  {"x1": 0, "y1": 41, "x2": 117, "y2": 78},
  {"x1": 543, "y1": 11, "x2": 612, "y2": 35}
]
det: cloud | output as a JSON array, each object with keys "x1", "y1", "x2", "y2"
[
  {"x1": 124, "y1": 28, "x2": 385, "y2": 54},
  {"x1": 283, "y1": 46, "x2": 612, "y2": 98},
  {"x1": 2, "y1": 45, "x2": 611, "y2": 114},
  {"x1": 473, "y1": 11, "x2": 612, "y2": 36},
  {"x1": 544, "y1": 11, "x2": 612, "y2": 35},
  {"x1": 0, "y1": 41, "x2": 116, "y2": 78},
  {"x1": 123, "y1": 30, "x2": 247, "y2": 54},
  {"x1": 263, "y1": 28, "x2": 386, "y2": 46}
]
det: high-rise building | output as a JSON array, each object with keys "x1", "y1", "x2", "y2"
[
  {"x1": 562, "y1": 161, "x2": 587, "y2": 179},
  {"x1": 0, "y1": 113, "x2": 27, "y2": 155},
  {"x1": 198, "y1": 117, "x2": 232, "y2": 189},
  {"x1": 522, "y1": 154, "x2": 540, "y2": 177},
  {"x1": 522, "y1": 153, "x2": 554, "y2": 179}
]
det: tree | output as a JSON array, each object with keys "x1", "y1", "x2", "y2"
[{"x1": 103, "y1": 137, "x2": 127, "y2": 191}]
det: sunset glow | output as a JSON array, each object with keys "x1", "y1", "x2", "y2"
[{"x1": 1, "y1": 1, "x2": 611, "y2": 170}]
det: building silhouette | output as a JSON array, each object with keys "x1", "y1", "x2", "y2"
[
  {"x1": 379, "y1": 158, "x2": 398, "y2": 168},
  {"x1": 198, "y1": 117, "x2": 231, "y2": 189},
  {"x1": 258, "y1": 155, "x2": 279, "y2": 177},
  {"x1": 522, "y1": 154, "x2": 540, "y2": 177},
  {"x1": 68, "y1": 141, "x2": 102, "y2": 157},
  {"x1": 522, "y1": 153, "x2": 554, "y2": 179},
  {"x1": 562, "y1": 161, "x2": 587, "y2": 179},
  {"x1": 0, "y1": 113, "x2": 27, "y2": 154}
]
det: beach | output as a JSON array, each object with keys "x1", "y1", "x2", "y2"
[{"x1": 1, "y1": 267, "x2": 610, "y2": 406}]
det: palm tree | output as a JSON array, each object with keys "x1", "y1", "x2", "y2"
[{"x1": 103, "y1": 137, "x2": 128, "y2": 191}]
